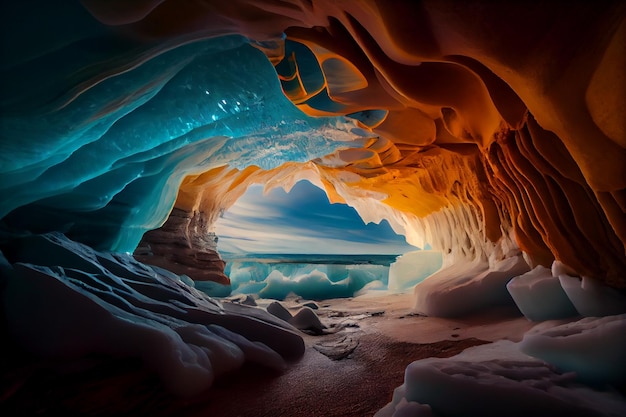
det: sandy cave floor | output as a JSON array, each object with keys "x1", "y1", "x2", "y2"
[{"x1": 0, "y1": 293, "x2": 543, "y2": 416}]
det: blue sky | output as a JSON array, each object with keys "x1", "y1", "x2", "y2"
[{"x1": 214, "y1": 180, "x2": 417, "y2": 254}]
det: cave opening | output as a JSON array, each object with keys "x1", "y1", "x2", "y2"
[
  {"x1": 209, "y1": 178, "x2": 437, "y2": 301},
  {"x1": 1, "y1": 1, "x2": 625, "y2": 416}
]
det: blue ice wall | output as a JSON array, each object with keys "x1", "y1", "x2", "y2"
[
  {"x1": 225, "y1": 261, "x2": 390, "y2": 300},
  {"x1": 0, "y1": 4, "x2": 368, "y2": 252}
]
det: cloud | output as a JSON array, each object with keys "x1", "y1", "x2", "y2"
[{"x1": 214, "y1": 180, "x2": 417, "y2": 254}]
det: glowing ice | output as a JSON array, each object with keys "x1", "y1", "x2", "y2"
[{"x1": 0, "y1": 34, "x2": 367, "y2": 253}]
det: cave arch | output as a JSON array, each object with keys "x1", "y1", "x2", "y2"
[
  {"x1": 2, "y1": 2, "x2": 626, "y2": 414},
  {"x1": 2, "y1": 0, "x2": 624, "y2": 289}
]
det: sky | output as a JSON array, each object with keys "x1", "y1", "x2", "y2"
[{"x1": 214, "y1": 180, "x2": 418, "y2": 255}]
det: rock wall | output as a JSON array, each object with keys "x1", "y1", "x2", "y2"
[
  {"x1": 154, "y1": 0, "x2": 625, "y2": 287},
  {"x1": 1, "y1": 1, "x2": 624, "y2": 288},
  {"x1": 134, "y1": 208, "x2": 228, "y2": 284}
]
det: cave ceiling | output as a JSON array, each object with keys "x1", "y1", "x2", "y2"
[{"x1": 0, "y1": 0, "x2": 624, "y2": 288}]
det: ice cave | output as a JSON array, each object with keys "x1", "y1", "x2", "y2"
[{"x1": 1, "y1": 1, "x2": 625, "y2": 416}]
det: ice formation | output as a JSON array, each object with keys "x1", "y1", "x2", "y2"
[
  {"x1": 376, "y1": 339, "x2": 626, "y2": 417},
  {"x1": 0, "y1": 28, "x2": 367, "y2": 253},
  {"x1": 412, "y1": 256, "x2": 530, "y2": 317},
  {"x1": 388, "y1": 251, "x2": 443, "y2": 292},
  {"x1": 506, "y1": 265, "x2": 579, "y2": 321},
  {"x1": 558, "y1": 275, "x2": 626, "y2": 317},
  {"x1": 225, "y1": 260, "x2": 390, "y2": 300},
  {"x1": 507, "y1": 263, "x2": 626, "y2": 321},
  {"x1": 2, "y1": 233, "x2": 304, "y2": 397},
  {"x1": 3, "y1": 0, "x2": 620, "y2": 292},
  {"x1": 520, "y1": 314, "x2": 626, "y2": 384},
  {"x1": 0, "y1": 0, "x2": 625, "y2": 412}
]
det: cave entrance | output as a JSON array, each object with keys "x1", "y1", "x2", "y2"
[{"x1": 212, "y1": 179, "x2": 421, "y2": 300}]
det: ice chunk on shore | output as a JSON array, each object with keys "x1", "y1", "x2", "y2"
[
  {"x1": 506, "y1": 265, "x2": 578, "y2": 321},
  {"x1": 520, "y1": 314, "x2": 626, "y2": 384},
  {"x1": 413, "y1": 256, "x2": 529, "y2": 317},
  {"x1": 508, "y1": 260, "x2": 625, "y2": 320},
  {"x1": 376, "y1": 340, "x2": 626, "y2": 417},
  {"x1": 388, "y1": 250, "x2": 443, "y2": 292},
  {"x1": 559, "y1": 275, "x2": 626, "y2": 317}
]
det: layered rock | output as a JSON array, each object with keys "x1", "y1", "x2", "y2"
[
  {"x1": 1, "y1": 1, "x2": 625, "y2": 289},
  {"x1": 134, "y1": 208, "x2": 228, "y2": 284},
  {"x1": 155, "y1": 0, "x2": 626, "y2": 289}
]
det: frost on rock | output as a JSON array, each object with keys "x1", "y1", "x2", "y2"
[{"x1": 2, "y1": 232, "x2": 304, "y2": 397}]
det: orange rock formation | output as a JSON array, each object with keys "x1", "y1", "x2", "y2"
[{"x1": 118, "y1": 1, "x2": 625, "y2": 288}]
